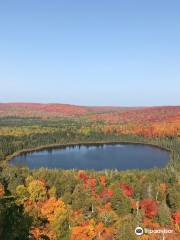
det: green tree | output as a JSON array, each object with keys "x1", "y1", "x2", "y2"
[
  {"x1": 111, "y1": 187, "x2": 132, "y2": 215},
  {"x1": 114, "y1": 216, "x2": 137, "y2": 240},
  {"x1": 166, "y1": 186, "x2": 180, "y2": 212},
  {"x1": 0, "y1": 150, "x2": 5, "y2": 161},
  {"x1": 0, "y1": 198, "x2": 32, "y2": 240},
  {"x1": 16, "y1": 185, "x2": 29, "y2": 205},
  {"x1": 71, "y1": 184, "x2": 87, "y2": 210},
  {"x1": 157, "y1": 201, "x2": 171, "y2": 225}
]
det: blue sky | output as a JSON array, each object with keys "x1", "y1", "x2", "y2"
[{"x1": 0, "y1": 0, "x2": 179, "y2": 106}]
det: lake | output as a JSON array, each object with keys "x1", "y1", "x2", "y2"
[{"x1": 10, "y1": 143, "x2": 169, "y2": 171}]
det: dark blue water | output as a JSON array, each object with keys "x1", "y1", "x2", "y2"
[{"x1": 10, "y1": 144, "x2": 169, "y2": 170}]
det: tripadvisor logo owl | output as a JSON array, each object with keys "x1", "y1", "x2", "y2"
[{"x1": 135, "y1": 227, "x2": 144, "y2": 236}]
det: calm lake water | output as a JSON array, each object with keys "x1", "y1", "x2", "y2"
[{"x1": 10, "y1": 143, "x2": 169, "y2": 171}]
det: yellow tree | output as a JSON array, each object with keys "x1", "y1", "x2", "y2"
[{"x1": 41, "y1": 197, "x2": 70, "y2": 238}]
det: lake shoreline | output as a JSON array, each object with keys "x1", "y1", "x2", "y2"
[{"x1": 6, "y1": 140, "x2": 171, "y2": 164}]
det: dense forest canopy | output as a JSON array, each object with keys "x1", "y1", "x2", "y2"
[{"x1": 0, "y1": 104, "x2": 180, "y2": 239}]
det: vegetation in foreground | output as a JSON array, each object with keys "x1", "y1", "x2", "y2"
[{"x1": 0, "y1": 104, "x2": 180, "y2": 239}]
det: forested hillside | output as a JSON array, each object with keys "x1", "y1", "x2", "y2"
[{"x1": 0, "y1": 104, "x2": 180, "y2": 239}]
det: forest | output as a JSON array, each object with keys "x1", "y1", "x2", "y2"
[{"x1": 0, "y1": 103, "x2": 180, "y2": 240}]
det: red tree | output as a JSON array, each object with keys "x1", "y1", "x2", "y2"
[
  {"x1": 120, "y1": 183, "x2": 134, "y2": 197},
  {"x1": 174, "y1": 212, "x2": 180, "y2": 224},
  {"x1": 140, "y1": 199, "x2": 158, "y2": 218}
]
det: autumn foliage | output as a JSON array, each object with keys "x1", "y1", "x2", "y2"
[
  {"x1": 0, "y1": 103, "x2": 180, "y2": 239},
  {"x1": 0, "y1": 183, "x2": 5, "y2": 197},
  {"x1": 174, "y1": 212, "x2": 180, "y2": 224},
  {"x1": 120, "y1": 183, "x2": 134, "y2": 197},
  {"x1": 71, "y1": 220, "x2": 113, "y2": 240},
  {"x1": 140, "y1": 198, "x2": 158, "y2": 219},
  {"x1": 0, "y1": 169, "x2": 179, "y2": 239},
  {"x1": 0, "y1": 104, "x2": 180, "y2": 137}
]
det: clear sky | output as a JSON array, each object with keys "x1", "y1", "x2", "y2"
[{"x1": 0, "y1": 0, "x2": 179, "y2": 106}]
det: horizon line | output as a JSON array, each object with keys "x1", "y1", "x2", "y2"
[{"x1": 0, "y1": 102, "x2": 179, "y2": 108}]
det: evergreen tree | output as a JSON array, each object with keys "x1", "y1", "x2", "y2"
[
  {"x1": 157, "y1": 201, "x2": 171, "y2": 225},
  {"x1": 111, "y1": 187, "x2": 131, "y2": 215}
]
